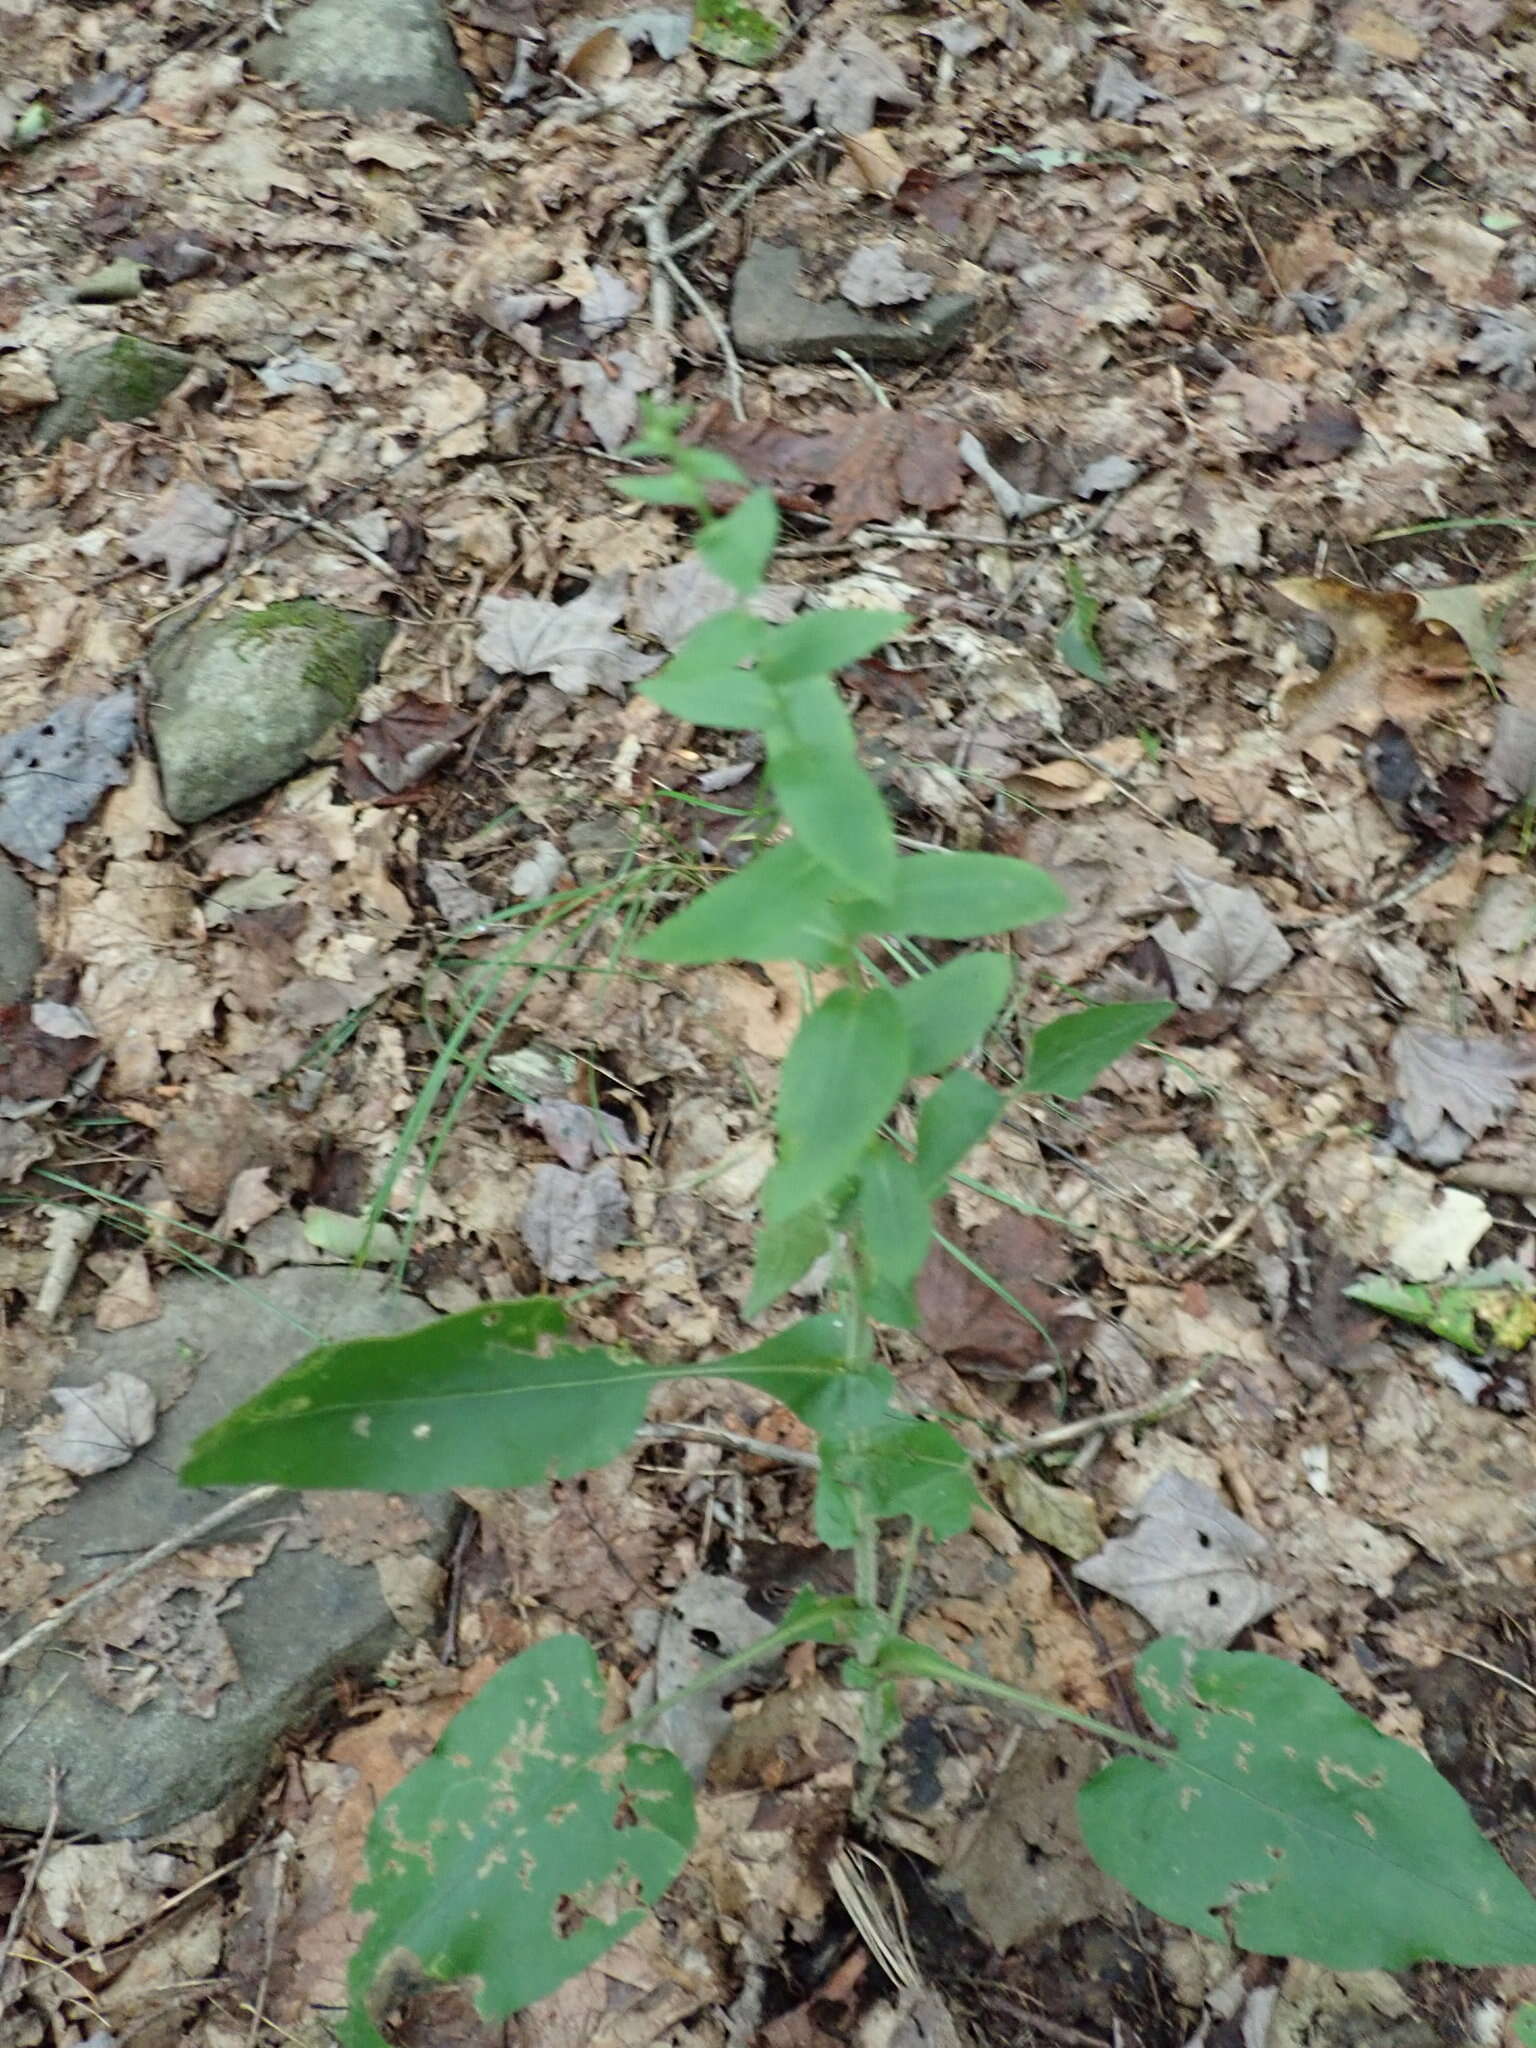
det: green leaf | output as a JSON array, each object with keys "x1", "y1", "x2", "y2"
[
  {"x1": 1079, "y1": 1638, "x2": 1536, "y2": 1970},
  {"x1": 695, "y1": 489, "x2": 779, "y2": 595},
  {"x1": 679, "y1": 445, "x2": 749, "y2": 487},
  {"x1": 635, "y1": 842, "x2": 852, "y2": 965},
  {"x1": 757, "y1": 608, "x2": 909, "y2": 685},
  {"x1": 856, "y1": 1141, "x2": 932, "y2": 1294},
  {"x1": 814, "y1": 1381, "x2": 977, "y2": 1543},
  {"x1": 1055, "y1": 559, "x2": 1107, "y2": 683},
  {"x1": 894, "y1": 952, "x2": 1012, "y2": 1074},
  {"x1": 914, "y1": 1071, "x2": 1004, "y2": 1193},
  {"x1": 179, "y1": 1299, "x2": 659, "y2": 1492},
  {"x1": 342, "y1": 1635, "x2": 694, "y2": 2036},
  {"x1": 692, "y1": 0, "x2": 783, "y2": 63},
  {"x1": 644, "y1": 611, "x2": 773, "y2": 728},
  {"x1": 1026, "y1": 1001, "x2": 1173, "y2": 1098},
  {"x1": 761, "y1": 988, "x2": 910, "y2": 1222},
  {"x1": 1514, "y1": 2004, "x2": 1536, "y2": 2045},
  {"x1": 1345, "y1": 1271, "x2": 1536, "y2": 1356},
  {"x1": 764, "y1": 673, "x2": 895, "y2": 897},
  {"x1": 616, "y1": 473, "x2": 706, "y2": 508},
  {"x1": 887, "y1": 853, "x2": 1067, "y2": 938},
  {"x1": 746, "y1": 1205, "x2": 833, "y2": 1317}
]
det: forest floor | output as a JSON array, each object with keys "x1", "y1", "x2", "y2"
[{"x1": 4, "y1": 0, "x2": 1536, "y2": 2043}]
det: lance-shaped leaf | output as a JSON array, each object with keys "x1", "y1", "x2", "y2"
[
  {"x1": 761, "y1": 986, "x2": 910, "y2": 1221},
  {"x1": 1079, "y1": 1637, "x2": 1536, "y2": 1971},
  {"x1": 340, "y1": 1634, "x2": 694, "y2": 2043}
]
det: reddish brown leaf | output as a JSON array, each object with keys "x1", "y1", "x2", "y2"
[
  {"x1": 340, "y1": 694, "x2": 475, "y2": 806},
  {"x1": 695, "y1": 405, "x2": 965, "y2": 540},
  {"x1": 0, "y1": 1003, "x2": 100, "y2": 1108},
  {"x1": 916, "y1": 1208, "x2": 1088, "y2": 1380},
  {"x1": 895, "y1": 167, "x2": 987, "y2": 240}
]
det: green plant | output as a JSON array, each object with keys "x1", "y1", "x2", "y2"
[{"x1": 181, "y1": 411, "x2": 1536, "y2": 2042}]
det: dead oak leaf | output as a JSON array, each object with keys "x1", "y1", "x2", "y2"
[
  {"x1": 1273, "y1": 575, "x2": 1481, "y2": 737},
  {"x1": 701, "y1": 405, "x2": 965, "y2": 541},
  {"x1": 123, "y1": 483, "x2": 235, "y2": 590},
  {"x1": 774, "y1": 29, "x2": 918, "y2": 134},
  {"x1": 339, "y1": 694, "x2": 474, "y2": 805},
  {"x1": 475, "y1": 575, "x2": 658, "y2": 698},
  {"x1": 1076, "y1": 1470, "x2": 1282, "y2": 1649},
  {"x1": 1389, "y1": 1025, "x2": 1536, "y2": 1167}
]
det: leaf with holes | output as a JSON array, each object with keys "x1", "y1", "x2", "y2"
[
  {"x1": 339, "y1": 1634, "x2": 695, "y2": 2042},
  {"x1": 1075, "y1": 1471, "x2": 1280, "y2": 1649},
  {"x1": 1080, "y1": 1636, "x2": 1536, "y2": 1970}
]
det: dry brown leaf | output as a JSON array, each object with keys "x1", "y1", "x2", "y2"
[
  {"x1": 94, "y1": 1252, "x2": 160, "y2": 1332},
  {"x1": 701, "y1": 405, "x2": 965, "y2": 540},
  {"x1": 916, "y1": 1210, "x2": 1089, "y2": 1379},
  {"x1": 1273, "y1": 575, "x2": 1477, "y2": 738},
  {"x1": 1009, "y1": 759, "x2": 1112, "y2": 810},
  {"x1": 839, "y1": 127, "x2": 906, "y2": 196}
]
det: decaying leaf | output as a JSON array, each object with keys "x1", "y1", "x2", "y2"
[
  {"x1": 519, "y1": 1161, "x2": 631, "y2": 1280},
  {"x1": 35, "y1": 1369, "x2": 157, "y2": 1475},
  {"x1": 559, "y1": 342, "x2": 666, "y2": 452},
  {"x1": 1149, "y1": 865, "x2": 1291, "y2": 1008},
  {"x1": 997, "y1": 1460, "x2": 1101, "y2": 1561},
  {"x1": 1388, "y1": 1025, "x2": 1536, "y2": 1167},
  {"x1": 1273, "y1": 575, "x2": 1487, "y2": 737},
  {"x1": 1076, "y1": 1470, "x2": 1282, "y2": 1649},
  {"x1": 774, "y1": 29, "x2": 918, "y2": 134},
  {"x1": 0, "y1": 1001, "x2": 101, "y2": 1116},
  {"x1": 837, "y1": 241, "x2": 933, "y2": 309},
  {"x1": 0, "y1": 690, "x2": 137, "y2": 869},
  {"x1": 339, "y1": 694, "x2": 474, "y2": 804},
  {"x1": 122, "y1": 482, "x2": 236, "y2": 590},
  {"x1": 1348, "y1": 1267, "x2": 1536, "y2": 1356},
  {"x1": 523, "y1": 1098, "x2": 638, "y2": 1171},
  {"x1": 475, "y1": 576, "x2": 659, "y2": 697}
]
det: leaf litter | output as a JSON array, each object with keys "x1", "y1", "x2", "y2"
[{"x1": 5, "y1": 0, "x2": 1536, "y2": 2038}]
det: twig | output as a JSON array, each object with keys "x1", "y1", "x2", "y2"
[
  {"x1": 0, "y1": 1486, "x2": 283, "y2": 1674},
  {"x1": 632, "y1": 179, "x2": 746, "y2": 418},
  {"x1": 665, "y1": 128, "x2": 826, "y2": 259},
  {"x1": 1171, "y1": 1131, "x2": 1329, "y2": 1280},
  {"x1": 0, "y1": 1768, "x2": 58, "y2": 1990},
  {"x1": 986, "y1": 1375, "x2": 1204, "y2": 1463},
  {"x1": 244, "y1": 1836, "x2": 290, "y2": 2048},
  {"x1": 637, "y1": 1420, "x2": 820, "y2": 1470}
]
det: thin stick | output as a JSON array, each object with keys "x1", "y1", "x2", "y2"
[
  {"x1": 0, "y1": 1768, "x2": 58, "y2": 1988},
  {"x1": 0, "y1": 1487, "x2": 282, "y2": 1674},
  {"x1": 987, "y1": 1375, "x2": 1204, "y2": 1462},
  {"x1": 666, "y1": 128, "x2": 826, "y2": 258},
  {"x1": 632, "y1": 181, "x2": 746, "y2": 418},
  {"x1": 1172, "y1": 1131, "x2": 1328, "y2": 1280},
  {"x1": 637, "y1": 1419, "x2": 819, "y2": 1470}
]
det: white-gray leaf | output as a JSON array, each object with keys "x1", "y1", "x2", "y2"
[
  {"x1": 1461, "y1": 308, "x2": 1536, "y2": 391},
  {"x1": 475, "y1": 576, "x2": 658, "y2": 698},
  {"x1": 837, "y1": 240, "x2": 933, "y2": 310},
  {"x1": 523, "y1": 1097, "x2": 638, "y2": 1172},
  {"x1": 1389, "y1": 1025, "x2": 1536, "y2": 1166},
  {"x1": 1150, "y1": 866, "x2": 1292, "y2": 1009},
  {"x1": 1486, "y1": 702, "x2": 1536, "y2": 801},
  {"x1": 519, "y1": 1161, "x2": 630, "y2": 1281},
  {"x1": 0, "y1": 690, "x2": 137, "y2": 870},
  {"x1": 1076, "y1": 1471, "x2": 1281, "y2": 1649},
  {"x1": 1089, "y1": 55, "x2": 1160, "y2": 121},
  {"x1": 774, "y1": 30, "x2": 918, "y2": 134},
  {"x1": 36, "y1": 1370, "x2": 157, "y2": 1475}
]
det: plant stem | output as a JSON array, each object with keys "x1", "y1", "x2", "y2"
[
  {"x1": 887, "y1": 1519, "x2": 920, "y2": 1633},
  {"x1": 621, "y1": 1598, "x2": 858, "y2": 1752},
  {"x1": 877, "y1": 1640, "x2": 1166, "y2": 1760}
]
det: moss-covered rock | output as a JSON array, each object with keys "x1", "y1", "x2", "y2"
[
  {"x1": 149, "y1": 601, "x2": 393, "y2": 824},
  {"x1": 35, "y1": 335, "x2": 193, "y2": 450}
]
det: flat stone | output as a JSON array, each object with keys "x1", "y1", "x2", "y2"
[
  {"x1": 35, "y1": 335, "x2": 193, "y2": 451},
  {"x1": 730, "y1": 242, "x2": 976, "y2": 366},
  {"x1": 250, "y1": 0, "x2": 475, "y2": 126},
  {"x1": 149, "y1": 600, "x2": 393, "y2": 824},
  {"x1": 0, "y1": 1268, "x2": 454, "y2": 1839},
  {"x1": 0, "y1": 856, "x2": 41, "y2": 1002}
]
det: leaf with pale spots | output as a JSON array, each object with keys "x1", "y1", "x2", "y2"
[
  {"x1": 338, "y1": 1633, "x2": 695, "y2": 2043},
  {"x1": 180, "y1": 1305, "x2": 973, "y2": 1533},
  {"x1": 1080, "y1": 1637, "x2": 1536, "y2": 1970}
]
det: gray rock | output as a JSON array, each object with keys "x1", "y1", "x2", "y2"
[
  {"x1": 149, "y1": 601, "x2": 393, "y2": 824},
  {"x1": 0, "y1": 857, "x2": 41, "y2": 1002},
  {"x1": 35, "y1": 335, "x2": 193, "y2": 451},
  {"x1": 730, "y1": 242, "x2": 976, "y2": 365},
  {"x1": 0, "y1": 1268, "x2": 454, "y2": 1839},
  {"x1": 250, "y1": 0, "x2": 474, "y2": 126}
]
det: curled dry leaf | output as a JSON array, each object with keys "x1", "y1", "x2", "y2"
[
  {"x1": 123, "y1": 482, "x2": 236, "y2": 590},
  {"x1": 839, "y1": 128, "x2": 905, "y2": 197},
  {"x1": 1273, "y1": 576, "x2": 1479, "y2": 738},
  {"x1": 1388, "y1": 1026, "x2": 1536, "y2": 1167},
  {"x1": 340, "y1": 694, "x2": 475, "y2": 805}
]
